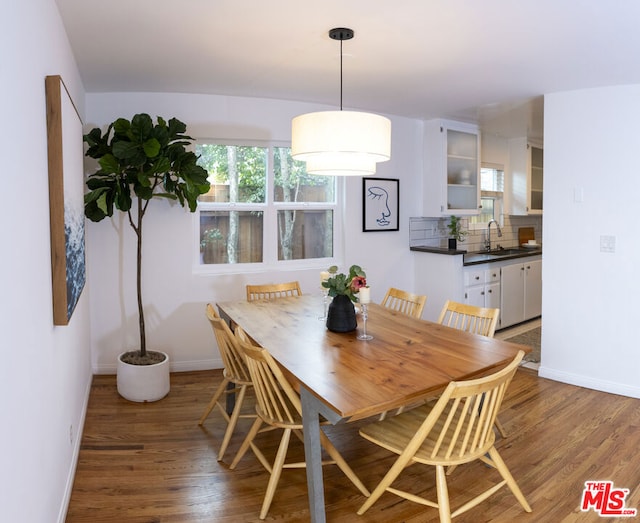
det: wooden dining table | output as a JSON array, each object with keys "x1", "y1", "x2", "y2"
[{"x1": 217, "y1": 294, "x2": 530, "y2": 523}]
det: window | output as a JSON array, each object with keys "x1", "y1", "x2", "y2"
[
  {"x1": 470, "y1": 164, "x2": 504, "y2": 229},
  {"x1": 195, "y1": 142, "x2": 337, "y2": 270}
]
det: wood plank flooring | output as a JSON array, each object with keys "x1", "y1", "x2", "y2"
[{"x1": 66, "y1": 367, "x2": 640, "y2": 522}]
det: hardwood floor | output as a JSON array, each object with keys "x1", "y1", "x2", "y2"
[{"x1": 66, "y1": 368, "x2": 640, "y2": 522}]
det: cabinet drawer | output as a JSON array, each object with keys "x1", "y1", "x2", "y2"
[
  {"x1": 464, "y1": 268, "x2": 485, "y2": 286},
  {"x1": 485, "y1": 268, "x2": 500, "y2": 283}
]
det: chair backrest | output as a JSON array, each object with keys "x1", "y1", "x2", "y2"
[
  {"x1": 409, "y1": 351, "x2": 523, "y2": 462},
  {"x1": 380, "y1": 287, "x2": 427, "y2": 319},
  {"x1": 235, "y1": 327, "x2": 302, "y2": 425},
  {"x1": 436, "y1": 300, "x2": 500, "y2": 337},
  {"x1": 206, "y1": 304, "x2": 251, "y2": 383},
  {"x1": 246, "y1": 281, "x2": 302, "y2": 301}
]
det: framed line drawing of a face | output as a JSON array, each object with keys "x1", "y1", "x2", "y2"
[{"x1": 363, "y1": 177, "x2": 399, "y2": 232}]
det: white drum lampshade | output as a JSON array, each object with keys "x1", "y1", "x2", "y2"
[{"x1": 291, "y1": 110, "x2": 391, "y2": 176}]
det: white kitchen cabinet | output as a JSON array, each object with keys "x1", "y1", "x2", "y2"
[
  {"x1": 423, "y1": 119, "x2": 481, "y2": 216},
  {"x1": 500, "y1": 259, "x2": 542, "y2": 328},
  {"x1": 464, "y1": 267, "x2": 500, "y2": 312},
  {"x1": 506, "y1": 138, "x2": 543, "y2": 215}
]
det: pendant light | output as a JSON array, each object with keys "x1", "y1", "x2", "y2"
[{"x1": 291, "y1": 27, "x2": 391, "y2": 176}]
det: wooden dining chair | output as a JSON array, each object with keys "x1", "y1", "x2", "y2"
[
  {"x1": 357, "y1": 351, "x2": 530, "y2": 522},
  {"x1": 436, "y1": 300, "x2": 506, "y2": 437},
  {"x1": 198, "y1": 304, "x2": 255, "y2": 462},
  {"x1": 437, "y1": 299, "x2": 500, "y2": 337},
  {"x1": 246, "y1": 281, "x2": 302, "y2": 301},
  {"x1": 229, "y1": 327, "x2": 370, "y2": 520},
  {"x1": 380, "y1": 287, "x2": 427, "y2": 319}
]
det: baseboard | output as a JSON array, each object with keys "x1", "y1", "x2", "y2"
[
  {"x1": 538, "y1": 366, "x2": 640, "y2": 399},
  {"x1": 93, "y1": 357, "x2": 222, "y2": 375},
  {"x1": 58, "y1": 371, "x2": 92, "y2": 523}
]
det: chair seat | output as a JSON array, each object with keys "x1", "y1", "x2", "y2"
[{"x1": 361, "y1": 400, "x2": 496, "y2": 467}]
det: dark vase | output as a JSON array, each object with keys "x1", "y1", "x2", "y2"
[
  {"x1": 448, "y1": 238, "x2": 457, "y2": 250},
  {"x1": 326, "y1": 294, "x2": 357, "y2": 333}
]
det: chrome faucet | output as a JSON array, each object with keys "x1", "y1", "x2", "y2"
[{"x1": 485, "y1": 219, "x2": 502, "y2": 251}]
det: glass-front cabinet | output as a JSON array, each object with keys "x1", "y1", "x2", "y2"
[
  {"x1": 506, "y1": 138, "x2": 543, "y2": 215},
  {"x1": 423, "y1": 119, "x2": 480, "y2": 216}
]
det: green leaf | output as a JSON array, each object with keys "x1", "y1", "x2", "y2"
[
  {"x1": 130, "y1": 114, "x2": 153, "y2": 142},
  {"x1": 143, "y1": 138, "x2": 161, "y2": 158},
  {"x1": 135, "y1": 185, "x2": 153, "y2": 200},
  {"x1": 98, "y1": 154, "x2": 120, "y2": 174},
  {"x1": 112, "y1": 118, "x2": 131, "y2": 137},
  {"x1": 113, "y1": 141, "x2": 140, "y2": 160},
  {"x1": 167, "y1": 117, "x2": 187, "y2": 137},
  {"x1": 115, "y1": 184, "x2": 132, "y2": 211},
  {"x1": 153, "y1": 156, "x2": 171, "y2": 174}
]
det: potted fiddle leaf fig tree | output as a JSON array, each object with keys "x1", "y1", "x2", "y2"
[{"x1": 84, "y1": 113, "x2": 210, "y2": 402}]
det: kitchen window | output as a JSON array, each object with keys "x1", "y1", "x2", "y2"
[
  {"x1": 470, "y1": 164, "x2": 504, "y2": 228},
  {"x1": 194, "y1": 141, "x2": 338, "y2": 271}
]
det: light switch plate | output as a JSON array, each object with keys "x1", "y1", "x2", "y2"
[{"x1": 600, "y1": 235, "x2": 615, "y2": 253}]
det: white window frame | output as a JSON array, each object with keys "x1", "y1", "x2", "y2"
[
  {"x1": 192, "y1": 139, "x2": 343, "y2": 275},
  {"x1": 469, "y1": 163, "x2": 504, "y2": 230}
]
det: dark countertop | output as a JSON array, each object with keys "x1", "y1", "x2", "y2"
[
  {"x1": 410, "y1": 246, "x2": 467, "y2": 255},
  {"x1": 411, "y1": 245, "x2": 542, "y2": 266}
]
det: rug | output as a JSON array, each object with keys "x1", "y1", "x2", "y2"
[{"x1": 505, "y1": 327, "x2": 541, "y2": 363}]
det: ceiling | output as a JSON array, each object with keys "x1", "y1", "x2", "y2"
[{"x1": 55, "y1": 1, "x2": 640, "y2": 141}]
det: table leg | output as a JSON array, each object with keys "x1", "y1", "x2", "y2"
[
  {"x1": 300, "y1": 386, "x2": 326, "y2": 523},
  {"x1": 301, "y1": 386, "x2": 344, "y2": 523}
]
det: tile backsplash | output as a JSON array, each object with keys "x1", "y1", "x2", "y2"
[{"x1": 409, "y1": 215, "x2": 542, "y2": 252}]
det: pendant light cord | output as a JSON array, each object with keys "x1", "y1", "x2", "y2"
[
  {"x1": 329, "y1": 27, "x2": 353, "y2": 111},
  {"x1": 339, "y1": 37, "x2": 343, "y2": 111}
]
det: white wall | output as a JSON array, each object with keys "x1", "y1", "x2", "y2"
[
  {"x1": 84, "y1": 92, "x2": 423, "y2": 372},
  {"x1": 539, "y1": 86, "x2": 640, "y2": 398},
  {"x1": 1, "y1": 1, "x2": 92, "y2": 522}
]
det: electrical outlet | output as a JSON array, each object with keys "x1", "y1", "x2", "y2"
[{"x1": 600, "y1": 235, "x2": 615, "y2": 253}]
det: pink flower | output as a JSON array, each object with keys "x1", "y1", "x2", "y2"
[{"x1": 350, "y1": 276, "x2": 367, "y2": 292}]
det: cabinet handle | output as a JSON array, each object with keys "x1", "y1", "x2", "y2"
[
  {"x1": 481, "y1": 291, "x2": 485, "y2": 295},
  {"x1": 521, "y1": 267, "x2": 525, "y2": 271},
  {"x1": 475, "y1": 276, "x2": 480, "y2": 280},
  {"x1": 488, "y1": 289, "x2": 492, "y2": 294}
]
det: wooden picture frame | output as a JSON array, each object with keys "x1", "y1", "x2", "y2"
[
  {"x1": 362, "y1": 177, "x2": 399, "y2": 232},
  {"x1": 45, "y1": 75, "x2": 86, "y2": 325}
]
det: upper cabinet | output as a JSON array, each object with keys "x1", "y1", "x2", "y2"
[
  {"x1": 506, "y1": 138, "x2": 543, "y2": 215},
  {"x1": 423, "y1": 119, "x2": 481, "y2": 216}
]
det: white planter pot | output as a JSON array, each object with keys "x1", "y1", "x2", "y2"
[{"x1": 117, "y1": 351, "x2": 170, "y2": 402}]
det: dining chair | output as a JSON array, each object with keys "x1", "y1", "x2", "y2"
[
  {"x1": 436, "y1": 299, "x2": 500, "y2": 337},
  {"x1": 436, "y1": 300, "x2": 506, "y2": 437},
  {"x1": 357, "y1": 351, "x2": 530, "y2": 522},
  {"x1": 230, "y1": 327, "x2": 370, "y2": 520},
  {"x1": 380, "y1": 287, "x2": 427, "y2": 319},
  {"x1": 246, "y1": 281, "x2": 302, "y2": 301},
  {"x1": 198, "y1": 304, "x2": 255, "y2": 462}
]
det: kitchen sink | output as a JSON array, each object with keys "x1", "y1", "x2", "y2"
[
  {"x1": 463, "y1": 247, "x2": 540, "y2": 265},
  {"x1": 486, "y1": 248, "x2": 525, "y2": 256}
]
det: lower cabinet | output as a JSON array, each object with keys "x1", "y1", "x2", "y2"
[
  {"x1": 412, "y1": 250, "x2": 541, "y2": 326},
  {"x1": 464, "y1": 267, "x2": 501, "y2": 312},
  {"x1": 500, "y1": 259, "x2": 542, "y2": 328}
]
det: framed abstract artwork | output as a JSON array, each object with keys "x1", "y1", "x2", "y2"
[
  {"x1": 362, "y1": 177, "x2": 399, "y2": 232},
  {"x1": 45, "y1": 75, "x2": 86, "y2": 325}
]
